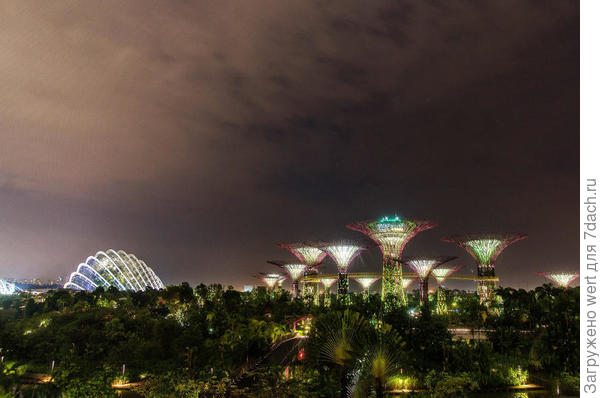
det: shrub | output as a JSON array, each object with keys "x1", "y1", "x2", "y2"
[
  {"x1": 432, "y1": 373, "x2": 478, "y2": 398},
  {"x1": 560, "y1": 372, "x2": 579, "y2": 393},
  {"x1": 506, "y1": 367, "x2": 528, "y2": 386},
  {"x1": 425, "y1": 371, "x2": 479, "y2": 397}
]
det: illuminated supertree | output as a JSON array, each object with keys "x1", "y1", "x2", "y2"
[
  {"x1": 432, "y1": 266, "x2": 463, "y2": 314},
  {"x1": 443, "y1": 233, "x2": 527, "y2": 305},
  {"x1": 314, "y1": 241, "x2": 368, "y2": 304},
  {"x1": 347, "y1": 216, "x2": 436, "y2": 310},
  {"x1": 277, "y1": 242, "x2": 327, "y2": 302},
  {"x1": 401, "y1": 277, "x2": 416, "y2": 293},
  {"x1": 267, "y1": 260, "x2": 308, "y2": 298},
  {"x1": 536, "y1": 271, "x2": 579, "y2": 289},
  {"x1": 403, "y1": 256, "x2": 456, "y2": 313},
  {"x1": 352, "y1": 276, "x2": 380, "y2": 298},
  {"x1": 255, "y1": 272, "x2": 286, "y2": 291},
  {"x1": 320, "y1": 277, "x2": 337, "y2": 307}
]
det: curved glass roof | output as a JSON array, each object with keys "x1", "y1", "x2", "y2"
[
  {"x1": 64, "y1": 249, "x2": 164, "y2": 291},
  {"x1": 0, "y1": 278, "x2": 17, "y2": 295}
]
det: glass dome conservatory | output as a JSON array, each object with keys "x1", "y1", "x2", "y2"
[
  {"x1": 64, "y1": 249, "x2": 164, "y2": 291},
  {"x1": 0, "y1": 278, "x2": 17, "y2": 295}
]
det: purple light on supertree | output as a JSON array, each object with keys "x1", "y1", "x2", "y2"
[
  {"x1": 312, "y1": 240, "x2": 369, "y2": 302},
  {"x1": 443, "y1": 233, "x2": 527, "y2": 305},
  {"x1": 402, "y1": 256, "x2": 456, "y2": 312},
  {"x1": 536, "y1": 271, "x2": 579, "y2": 288},
  {"x1": 347, "y1": 217, "x2": 436, "y2": 310},
  {"x1": 267, "y1": 260, "x2": 308, "y2": 298}
]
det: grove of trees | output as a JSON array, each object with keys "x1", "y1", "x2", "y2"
[{"x1": 0, "y1": 282, "x2": 579, "y2": 397}]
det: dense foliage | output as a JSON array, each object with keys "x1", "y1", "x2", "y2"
[{"x1": 0, "y1": 283, "x2": 579, "y2": 397}]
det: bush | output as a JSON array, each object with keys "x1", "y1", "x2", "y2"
[
  {"x1": 560, "y1": 372, "x2": 579, "y2": 393},
  {"x1": 425, "y1": 371, "x2": 479, "y2": 397},
  {"x1": 506, "y1": 367, "x2": 528, "y2": 386},
  {"x1": 387, "y1": 375, "x2": 417, "y2": 391}
]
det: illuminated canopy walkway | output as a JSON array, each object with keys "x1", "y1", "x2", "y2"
[{"x1": 301, "y1": 272, "x2": 499, "y2": 283}]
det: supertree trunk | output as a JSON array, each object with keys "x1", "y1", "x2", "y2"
[
  {"x1": 421, "y1": 277, "x2": 430, "y2": 314},
  {"x1": 436, "y1": 289, "x2": 447, "y2": 314},
  {"x1": 338, "y1": 273, "x2": 350, "y2": 305},
  {"x1": 291, "y1": 280, "x2": 300, "y2": 299},
  {"x1": 382, "y1": 256, "x2": 402, "y2": 311}
]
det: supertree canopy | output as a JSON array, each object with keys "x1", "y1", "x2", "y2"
[
  {"x1": 267, "y1": 260, "x2": 308, "y2": 298},
  {"x1": 352, "y1": 276, "x2": 380, "y2": 298},
  {"x1": 443, "y1": 233, "x2": 526, "y2": 305},
  {"x1": 277, "y1": 243, "x2": 327, "y2": 266},
  {"x1": 432, "y1": 266, "x2": 463, "y2": 286},
  {"x1": 403, "y1": 256, "x2": 456, "y2": 312},
  {"x1": 315, "y1": 241, "x2": 368, "y2": 303},
  {"x1": 402, "y1": 278, "x2": 416, "y2": 291},
  {"x1": 432, "y1": 266, "x2": 463, "y2": 314},
  {"x1": 319, "y1": 277, "x2": 338, "y2": 289},
  {"x1": 64, "y1": 249, "x2": 164, "y2": 291},
  {"x1": 347, "y1": 216, "x2": 436, "y2": 310},
  {"x1": 0, "y1": 279, "x2": 17, "y2": 295},
  {"x1": 256, "y1": 272, "x2": 286, "y2": 289},
  {"x1": 277, "y1": 242, "x2": 327, "y2": 302},
  {"x1": 536, "y1": 271, "x2": 579, "y2": 288}
]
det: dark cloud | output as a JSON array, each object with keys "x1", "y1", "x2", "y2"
[{"x1": 0, "y1": 0, "x2": 578, "y2": 289}]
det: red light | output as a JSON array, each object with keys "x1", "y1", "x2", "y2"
[{"x1": 297, "y1": 348, "x2": 305, "y2": 360}]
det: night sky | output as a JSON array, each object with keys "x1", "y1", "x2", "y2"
[{"x1": 0, "y1": 1, "x2": 578, "y2": 290}]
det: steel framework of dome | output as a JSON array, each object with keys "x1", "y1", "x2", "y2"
[
  {"x1": 347, "y1": 216, "x2": 436, "y2": 310},
  {"x1": 1, "y1": 278, "x2": 18, "y2": 295},
  {"x1": 443, "y1": 233, "x2": 527, "y2": 305},
  {"x1": 64, "y1": 249, "x2": 165, "y2": 291}
]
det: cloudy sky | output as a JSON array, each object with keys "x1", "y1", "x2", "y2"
[{"x1": 0, "y1": 1, "x2": 578, "y2": 289}]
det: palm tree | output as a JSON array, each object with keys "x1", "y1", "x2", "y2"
[
  {"x1": 356, "y1": 343, "x2": 403, "y2": 398},
  {"x1": 306, "y1": 310, "x2": 370, "y2": 397}
]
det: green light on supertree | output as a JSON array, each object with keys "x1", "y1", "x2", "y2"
[
  {"x1": 276, "y1": 243, "x2": 327, "y2": 301},
  {"x1": 313, "y1": 241, "x2": 368, "y2": 306},
  {"x1": 267, "y1": 261, "x2": 310, "y2": 298},
  {"x1": 319, "y1": 277, "x2": 337, "y2": 307},
  {"x1": 464, "y1": 239, "x2": 504, "y2": 265},
  {"x1": 432, "y1": 266, "x2": 462, "y2": 314},
  {"x1": 347, "y1": 218, "x2": 436, "y2": 311},
  {"x1": 403, "y1": 256, "x2": 456, "y2": 313},
  {"x1": 337, "y1": 273, "x2": 350, "y2": 305},
  {"x1": 443, "y1": 233, "x2": 527, "y2": 306},
  {"x1": 536, "y1": 271, "x2": 579, "y2": 288}
]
